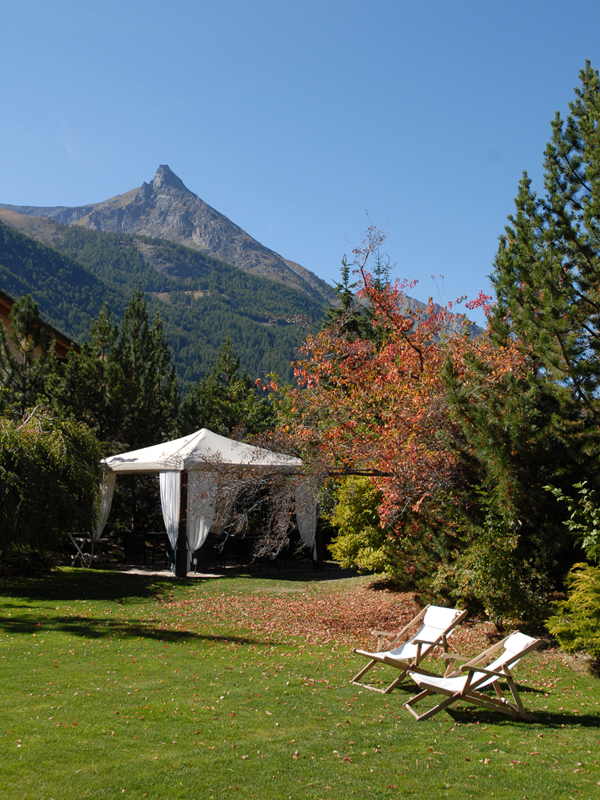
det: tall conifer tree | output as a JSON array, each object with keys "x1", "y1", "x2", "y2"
[
  {"x1": 491, "y1": 61, "x2": 600, "y2": 426},
  {"x1": 178, "y1": 335, "x2": 274, "y2": 437},
  {"x1": 446, "y1": 63, "x2": 600, "y2": 613},
  {"x1": 52, "y1": 289, "x2": 179, "y2": 450},
  {"x1": 111, "y1": 287, "x2": 179, "y2": 450}
]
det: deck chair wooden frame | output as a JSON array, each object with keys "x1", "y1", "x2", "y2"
[
  {"x1": 351, "y1": 605, "x2": 468, "y2": 694},
  {"x1": 403, "y1": 631, "x2": 541, "y2": 721}
]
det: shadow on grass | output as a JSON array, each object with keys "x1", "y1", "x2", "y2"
[
  {"x1": 0, "y1": 613, "x2": 274, "y2": 646},
  {"x1": 0, "y1": 569, "x2": 200, "y2": 603},
  {"x1": 382, "y1": 676, "x2": 551, "y2": 696},
  {"x1": 0, "y1": 564, "x2": 362, "y2": 603},
  {"x1": 445, "y1": 707, "x2": 600, "y2": 728},
  {"x1": 233, "y1": 564, "x2": 361, "y2": 583}
]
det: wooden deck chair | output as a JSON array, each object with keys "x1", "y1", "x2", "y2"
[
  {"x1": 351, "y1": 605, "x2": 468, "y2": 694},
  {"x1": 403, "y1": 631, "x2": 541, "y2": 721}
]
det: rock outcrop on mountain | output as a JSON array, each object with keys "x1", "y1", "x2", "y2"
[{"x1": 0, "y1": 165, "x2": 337, "y2": 305}]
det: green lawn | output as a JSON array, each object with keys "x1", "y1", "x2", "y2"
[{"x1": 1, "y1": 568, "x2": 599, "y2": 799}]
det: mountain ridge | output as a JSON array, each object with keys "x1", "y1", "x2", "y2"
[{"x1": 0, "y1": 165, "x2": 337, "y2": 306}]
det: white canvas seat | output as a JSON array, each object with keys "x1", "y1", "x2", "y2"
[
  {"x1": 351, "y1": 605, "x2": 467, "y2": 694},
  {"x1": 404, "y1": 631, "x2": 541, "y2": 721}
]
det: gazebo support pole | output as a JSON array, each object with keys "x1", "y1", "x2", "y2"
[{"x1": 175, "y1": 470, "x2": 188, "y2": 578}]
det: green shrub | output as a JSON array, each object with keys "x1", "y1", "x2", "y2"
[
  {"x1": 0, "y1": 547, "x2": 57, "y2": 577},
  {"x1": 547, "y1": 563, "x2": 600, "y2": 658},
  {"x1": 326, "y1": 478, "x2": 456, "y2": 586},
  {"x1": 0, "y1": 412, "x2": 102, "y2": 556},
  {"x1": 544, "y1": 484, "x2": 600, "y2": 659},
  {"x1": 433, "y1": 502, "x2": 549, "y2": 626},
  {"x1": 545, "y1": 481, "x2": 600, "y2": 563},
  {"x1": 327, "y1": 477, "x2": 399, "y2": 574}
]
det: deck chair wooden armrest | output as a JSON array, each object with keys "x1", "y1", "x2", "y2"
[
  {"x1": 440, "y1": 650, "x2": 474, "y2": 677},
  {"x1": 441, "y1": 641, "x2": 504, "y2": 674},
  {"x1": 462, "y1": 639, "x2": 506, "y2": 665},
  {"x1": 440, "y1": 651, "x2": 470, "y2": 661},
  {"x1": 371, "y1": 629, "x2": 395, "y2": 648},
  {"x1": 460, "y1": 663, "x2": 511, "y2": 679},
  {"x1": 372, "y1": 631, "x2": 396, "y2": 652},
  {"x1": 371, "y1": 606, "x2": 431, "y2": 650}
]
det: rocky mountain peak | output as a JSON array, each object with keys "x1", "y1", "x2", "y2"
[
  {"x1": 0, "y1": 166, "x2": 338, "y2": 305},
  {"x1": 152, "y1": 164, "x2": 189, "y2": 193}
]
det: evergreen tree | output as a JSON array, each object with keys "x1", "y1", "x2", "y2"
[
  {"x1": 444, "y1": 62, "x2": 600, "y2": 616},
  {"x1": 487, "y1": 62, "x2": 600, "y2": 482},
  {"x1": 0, "y1": 294, "x2": 54, "y2": 417},
  {"x1": 53, "y1": 288, "x2": 180, "y2": 538},
  {"x1": 178, "y1": 335, "x2": 275, "y2": 437},
  {"x1": 491, "y1": 62, "x2": 600, "y2": 429},
  {"x1": 110, "y1": 287, "x2": 179, "y2": 450},
  {"x1": 323, "y1": 255, "x2": 388, "y2": 342},
  {"x1": 52, "y1": 289, "x2": 179, "y2": 451},
  {"x1": 49, "y1": 304, "x2": 120, "y2": 439}
]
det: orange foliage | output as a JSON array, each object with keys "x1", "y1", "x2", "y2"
[{"x1": 284, "y1": 263, "x2": 524, "y2": 527}]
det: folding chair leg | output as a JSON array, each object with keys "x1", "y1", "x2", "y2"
[
  {"x1": 493, "y1": 680, "x2": 505, "y2": 701},
  {"x1": 404, "y1": 691, "x2": 459, "y2": 722},
  {"x1": 353, "y1": 682, "x2": 389, "y2": 693},
  {"x1": 351, "y1": 658, "x2": 377, "y2": 684},
  {"x1": 403, "y1": 688, "x2": 431, "y2": 713},
  {"x1": 506, "y1": 677, "x2": 537, "y2": 720},
  {"x1": 380, "y1": 661, "x2": 439, "y2": 694},
  {"x1": 404, "y1": 689, "x2": 434, "y2": 719},
  {"x1": 382, "y1": 668, "x2": 410, "y2": 694},
  {"x1": 351, "y1": 661, "x2": 413, "y2": 694}
]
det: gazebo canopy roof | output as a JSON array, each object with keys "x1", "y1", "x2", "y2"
[{"x1": 101, "y1": 428, "x2": 302, "y2": 474}]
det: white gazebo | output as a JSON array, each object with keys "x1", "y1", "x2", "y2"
[{"x1": 96, "y1": 428, "x2": 316, "y2": 576}]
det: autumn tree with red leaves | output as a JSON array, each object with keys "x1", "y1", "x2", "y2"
[{"x1": 272, "y1": 229, "x2": 529, "y2": 615}]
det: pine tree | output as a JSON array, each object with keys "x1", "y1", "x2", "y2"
[
  {"x1": 178, "y1": 335, "x2": 275, "y2": 437},
  {"x1": 49, "y1": 304, "x2": 120, "y2": 438},
  {"x1": 53, "y1": 289, "x2": 179, "y2": 449},
  {"x1": 445, "y1": 63, "x2": 600, "y2": 617},
  {"x1": 323, "y1": 254, "x2": 389, "y2": 342},
  {"x1": 491, "y1": 61, "x2": 600, "y2": 429},
  {"x1": 111, "y1": 287, "x2": 179, "y2": 450},
  {"x1": 488, "y1": 62, "x2": 600, "y2": 485}
]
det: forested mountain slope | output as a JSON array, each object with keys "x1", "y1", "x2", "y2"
[
  {"x1": 0, "y1": 165, "x2": 337, "y2": 306},
  {"x1": 0, "y1": 219, "x2": 327, "y2": 384},
  {"x1": 0, "y1": 220, "x2": 127, "y2": 342}
]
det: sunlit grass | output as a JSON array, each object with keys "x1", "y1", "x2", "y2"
[{"x1": 1, "y1": 568, "x2": 599, "y2": 799}]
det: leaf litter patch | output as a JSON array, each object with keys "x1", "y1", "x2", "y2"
[{"x1": 166, "y1": 583, "x2": 492, "y2": 654}]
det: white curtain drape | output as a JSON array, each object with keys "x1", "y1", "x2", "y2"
[
  {"x1": 160, "y1": 471, "x2": 181, "y2": 555},
  {"x1": 93, "y1": 472, "x2": 116, "y2": 538},
  {"x1": 296, "y1": 483, "x2": 317, "y2": 559},
  {"x1": 186, "y1": 471, "x2": 218, "y2": 571}
]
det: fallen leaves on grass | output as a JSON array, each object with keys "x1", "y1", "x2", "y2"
[{"x1": 165, "y1": 584, "x2": 490, "y2": 654}]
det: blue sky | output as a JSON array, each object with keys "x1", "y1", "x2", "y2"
[{"x1": 2, "y1": 0, "x2": 600, "y2": 324}]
